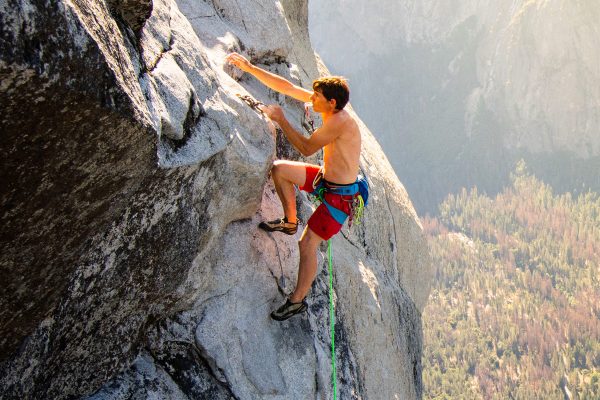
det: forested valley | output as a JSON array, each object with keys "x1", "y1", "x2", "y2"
[{"x1": 422, "y1": 161, "x2": 600, "y2": 399}]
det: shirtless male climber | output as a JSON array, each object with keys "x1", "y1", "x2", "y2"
[{"x1": 226, "y1": 52, "x2": 361, "y2": 321}]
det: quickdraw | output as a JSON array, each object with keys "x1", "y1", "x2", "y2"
[
  {"x1": 237, "y1": 93, "x2": 265, "y2": 115},
  {"x1": 236, "y1": 93, "x2": 286, "y2": 137},
  {"x1": 302, "y1": 103, "x2": 316, "y2": 134}
]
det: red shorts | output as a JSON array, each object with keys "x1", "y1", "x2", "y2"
[{"x1": 299, "y1": 165, "x2": 354, "y2": 240}]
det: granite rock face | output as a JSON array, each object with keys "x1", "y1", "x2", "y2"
[
  {"x1": 106, "y1": 0, "x2": 153, "y2": 32},
  {"x1": 310, "y1": 0, "x2": 600, "y2": 212},
  {"x1": 0, "y1": 0, "x2": 431, "y2": 399}
]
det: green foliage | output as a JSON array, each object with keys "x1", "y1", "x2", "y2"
[{"x1": 422, "y1": 163, "x2": 600, "y2": 399}]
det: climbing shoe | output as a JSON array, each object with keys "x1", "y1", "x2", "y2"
[
  {"x1": 258, "y1": 217, "x2": 298, "y2": 235},
  {"x1": 270, "y1": 298, "x2": 308, "y2": 321}
]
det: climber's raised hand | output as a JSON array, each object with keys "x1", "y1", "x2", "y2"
[
  {"x1": 259, "y1": 104, "x2": 285, "y2": 125},
  {"x1": 225, "y1": 52, "x2": 254, "y2": 73}
]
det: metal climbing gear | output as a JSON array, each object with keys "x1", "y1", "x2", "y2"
[
  {"x1": 237, "y1": 93, "x2": 266, "y2": 114},
  {"x1": 302, "y1": 102, "x2": 316, "y2": 134}
]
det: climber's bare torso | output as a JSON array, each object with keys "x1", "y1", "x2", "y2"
[{"x1": 318, "y1": 106, "x2": 361, "y2": 185}]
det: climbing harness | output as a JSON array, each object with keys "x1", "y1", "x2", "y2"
[
  {"x1": 327, "y1": 239, "x2": 337, "y2": 400},
  {"x1": 309, "y1": 170, "x2": 369, "y2": 228}
]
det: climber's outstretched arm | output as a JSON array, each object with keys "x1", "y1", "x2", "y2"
[{"x1": 226, "y1": 52, "x2": 312, "y2": 103}]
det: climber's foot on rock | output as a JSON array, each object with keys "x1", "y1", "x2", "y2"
[
  {"x1": 259, "y1": 217, "x2": 298, "y2": 235},
  {"x1": 270, "y1": 298, "x2": 307, "y2": 321}
]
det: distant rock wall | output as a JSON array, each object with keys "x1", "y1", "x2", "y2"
[
  {"x1": 0, "y1": 0, "x2": 430, "y2": 398},
  {"x1": 310, "y1": 1, "x2": 600, "y2": 212}
]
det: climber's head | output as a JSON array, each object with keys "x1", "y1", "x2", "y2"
[{"x1": 312, "y1": 76, "x2": 350, "y2": 111}]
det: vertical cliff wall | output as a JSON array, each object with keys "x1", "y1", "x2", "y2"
[
  {"x1": 310, "y1": 0, "x2": 600, "y2": 213},
  {"x1": 0, "y1": 0, "x2": 431, "y2": 398}
]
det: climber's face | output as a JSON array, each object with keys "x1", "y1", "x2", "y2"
[{"x1": 310, "y1": 89, "x2": 336, "y2": 113}]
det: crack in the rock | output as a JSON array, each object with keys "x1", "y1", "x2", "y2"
[
  {"x1": 339, "y1": 229, "x2": 361, "y2": 250},
  {"x1": 188, "y1": 14, "x2": 217, "y2": 20},
  {"x1": 142, "y1": 31, "x2": 172, "y2": 74},
  {"x1": 232, "y1": 0, "x2": 248, "y2": 32},
  {"x1": 139, "y1": 3, "x2": 174, "y2": 75},
  {"x1": 265, "y1": 234, "x2": 289, "y2": 297},
  {"x1": 383, "y1": 184, "x2": 399, "y2": 269}
]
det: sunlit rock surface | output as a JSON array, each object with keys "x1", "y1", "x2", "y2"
[{"x1": 0, "y1": 0, "x2": 430, "y2": 398}]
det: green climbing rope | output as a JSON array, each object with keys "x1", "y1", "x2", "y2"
[{"x1": 327, "y1": 239, "x2": 337, "y2": 400}]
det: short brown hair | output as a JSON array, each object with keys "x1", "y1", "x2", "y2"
[{"x1": 312, "y1": 76, "x2": 350, "y2": 110}]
